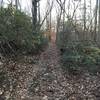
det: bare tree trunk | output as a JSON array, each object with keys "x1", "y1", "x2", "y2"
[
  {"x1": 38, "y1": 2, "x2": 40, "y2": 24},
  {"x1": 39, "y1": 1, "x2": 53, "y2": 29},
  {"x1": 56, "y1": 0, "x2": 63, "y2": 33},
  {"x1": 63, "y1": 0, "x2": 66, "y2": 32},
  {"x1": 94, "y1": 0, "x2": 98, "y2": 41},
  {"x1": 32, "y1": 0, "x2": 38, "y2": 33},
  {"x1": 57, "y1": 11, "x2": 62, "y2": 32},
  {"x1": 89, "y1": 0, "x2": 92, "y2": 40},
  {"x1": 97, "y1": 0, "x2": 100, "y2": 45},
  {"x1": 11, "y1": 0, "x2": 13, "y2": 7},
  {"x1": 0, "y1": 0, "x2": 3, "y2": 7},
  {"x1": 83, "y1": 0, "x2": 86, "y2": 32},
  {"x1": 68, "y1": 0, "x2": 70, "y2": 16},
  {"x1": 99, "y1": 0, "x2": 100, "y2": 34},
  {"x1": 89, "y1": 0, "x2": 92, "y2": 31},
  {"x1": 73, "y1": 1, "x2": 76, "y2": 26},
  {"x1": 18, "y1": 0, "x2": 21, "y2": 10},
  {"x1": 46, "y1": 0, "x2": 52, "y2": 40},
  {"x1": 15, "y1": 0, "x2": 18, "y2": 10},
  {"x1": 83, "y1": 0, "x2": 87, "y2": 40},
  {"x1": 15, "y1": 0, "x2": 21, "y2": 10}
]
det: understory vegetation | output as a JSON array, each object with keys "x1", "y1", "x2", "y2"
[
  {"x1": 57, "y1": 20, "x2": 100, "y2": 74},
  {"x1": 0, "y1": 6, "x2": 48, "y2": 56},
  {"x1": 61, "y1": 41, "x2": 100, "y2": 73}
]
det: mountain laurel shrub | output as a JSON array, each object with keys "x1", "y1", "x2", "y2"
[
  {"x1": 61, "y1": 41, "x2": 100, "y2": 73},
  {"x1": 0, "y1": 6, "x2": 48, "y2": 55}
]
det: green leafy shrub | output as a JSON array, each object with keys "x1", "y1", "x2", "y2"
[
  {"x1": 23, "y1": 33, "x2": 48, "y2": 54},
  {"x1": 61, "y1": 41, "x2": 100, "y2": 73},
  {"x1": 0, "y1": 6, "x2": 48, "y2": 55},
  {"x1": 0, "y1": 6, "x2": 32, "y2": 53}
]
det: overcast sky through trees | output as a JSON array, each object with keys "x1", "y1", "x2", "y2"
[{"x1": 0, "y1": 0, "x2": 96, "y2": 22}]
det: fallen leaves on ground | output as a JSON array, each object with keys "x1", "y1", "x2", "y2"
[{"x1": 0, "y1": 43, "x2": 100, "y2": 100}]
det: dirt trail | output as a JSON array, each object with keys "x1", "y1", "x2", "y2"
[
  {"x1": 29, "y1": 42, "x2": 67, "y2": 100},
  {"x1": 17, "y1": 36, "x2": 67, "y2": 100},
  {"x1": 14, "y1": 33, "x2": 63, "y2": 100}
]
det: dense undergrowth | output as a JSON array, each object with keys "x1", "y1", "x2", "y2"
[
  {"x1": 60, "y1": 41, "x2": 100, "y2": 74},
  {"x1": 0, "y1": 5, "x2": 48, "y2": 56}
]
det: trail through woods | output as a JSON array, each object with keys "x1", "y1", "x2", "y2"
[
  {"x1": 14, "y1": 39, "x2": 100, "y2": 100},
  {"x1": 1, "y1": 0, "x2": 100, "y2": 99},
  {"x1": 3, "y1": 33, "x2": 100, "y2": 100}
]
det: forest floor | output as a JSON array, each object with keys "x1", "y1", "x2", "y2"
[{"x1": 1, "y1": 41, "x2": 100, "y2": 100}]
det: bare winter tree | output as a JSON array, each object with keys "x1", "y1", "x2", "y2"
[
  {"x1": 62, "y1": 0, "x2": 66, "y2": 31},
  {"x1": 94, "y1": 0, "x2": 98, "y2": 41},
  {"x1": 83, "y1": 0, "x2": 86, "y2": 32},
  {"x1": 89, "y1": 0, "x2": 92, "y2": 31},
  {"x1": 32, "y1": 0, "x2": 43, "y2": 33},
  {"x1": 32, "y1": 0, "x2": 38, "y2": 33},
  {"x1": 68, "y1": 0, "x2": 71, "y2": 16},
  {"x1": 46, "y1": 0, "x2": 52, "y2": 31},
  {"x1": 0, "y1": 0, "x2": 3, "y2": 7},
  {"x1": 46, "y1": 0, "x2": 52, "y2": 40},
  {"x1": 15, "y1": 0, "x2": 18, "y2": 9},
  {"x1": 56, "y1": 0, "x2": 66, "y2": 32},
  {"x1": 39, "y1": 0, "x2": 53, "y2": 29},
  {"x1": 99, "y1": 0, "x2": 100, "y2": 34},
  {"x1": 38, "y1": 1, "x2": 40, "y2": 23}
]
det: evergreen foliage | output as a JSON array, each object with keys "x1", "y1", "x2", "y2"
[
  {"x1": 0, "y1": 6, "x2": 48, "y2": 55},
  {"x1": 61, "y1": 41, "x2": 100, "y2": 73}
]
